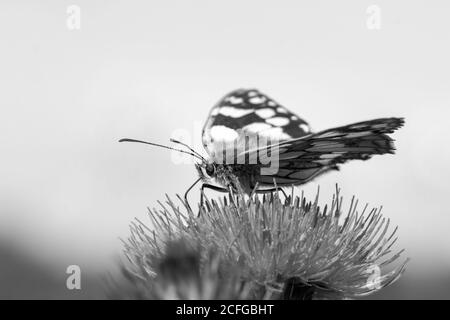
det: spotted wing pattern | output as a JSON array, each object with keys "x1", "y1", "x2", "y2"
[{"x1": 202, "y1": 89, "x2": 311, "y2": 157}]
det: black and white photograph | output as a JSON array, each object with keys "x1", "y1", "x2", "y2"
[{"x1": 0, "y1": 1, "x2": 449, "y2": 305}]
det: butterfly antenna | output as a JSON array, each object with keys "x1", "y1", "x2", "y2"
[
  {"x1": 118, "y1": 138, "x2": 203, "y2": 161},
  {"x1": 170, "y1": 138, "x2": 206, "y2": 161}
]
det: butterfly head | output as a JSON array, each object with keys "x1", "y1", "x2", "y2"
[
  {"x1": 195, "y1": 160, "x2": 246, "y2": 193},
  {"x1": 195, "y1": 160, "x2": 218, "y2": 182}
]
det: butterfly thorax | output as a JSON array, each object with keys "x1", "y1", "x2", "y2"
[{"x1": 197, "y1": 161, "x2": 260, "y2": 194}]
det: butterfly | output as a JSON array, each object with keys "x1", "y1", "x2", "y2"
[{"x1": 120, "y1": 89, "x2": 404, "y2": 204}]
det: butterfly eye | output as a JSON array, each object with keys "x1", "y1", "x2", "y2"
[{"x1": 205, "y1": 164, "x2": 215, "y2": 177}]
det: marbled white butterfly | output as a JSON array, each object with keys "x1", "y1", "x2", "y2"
[{"x1": 120, "y1": 89, "x2": 404, "y2": 203}]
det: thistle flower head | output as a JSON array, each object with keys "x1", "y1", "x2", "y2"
[{"x1": 116, "y1": 186, "x2": 408, "y2": 300}]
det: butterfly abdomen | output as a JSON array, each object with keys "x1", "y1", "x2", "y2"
[{"x1": 213, "y1": 164, "x2": 261, "y2": 194}]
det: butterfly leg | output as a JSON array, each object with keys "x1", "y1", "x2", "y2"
[
  {"x1": 184, "y1": 177, "x2": 202, "y2": 212},
  {"x1": 255, "y1": 187, "x2": 288, "y2": 200},
  {"x1": 200, "y1": 183, "x2": 229, "y2": 208}
]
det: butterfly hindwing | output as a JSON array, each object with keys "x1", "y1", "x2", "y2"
[{"x1": 202, "y1": 89, "x2": 311, "y2": 158}]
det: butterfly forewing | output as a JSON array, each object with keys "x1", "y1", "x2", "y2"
[{"x1": 250, "y1": 117, "x2": 404, "y2": 186}]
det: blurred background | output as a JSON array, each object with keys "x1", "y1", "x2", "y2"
[{"x1": 0, "y1": 0, "x2": 449, "y2": 299}]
